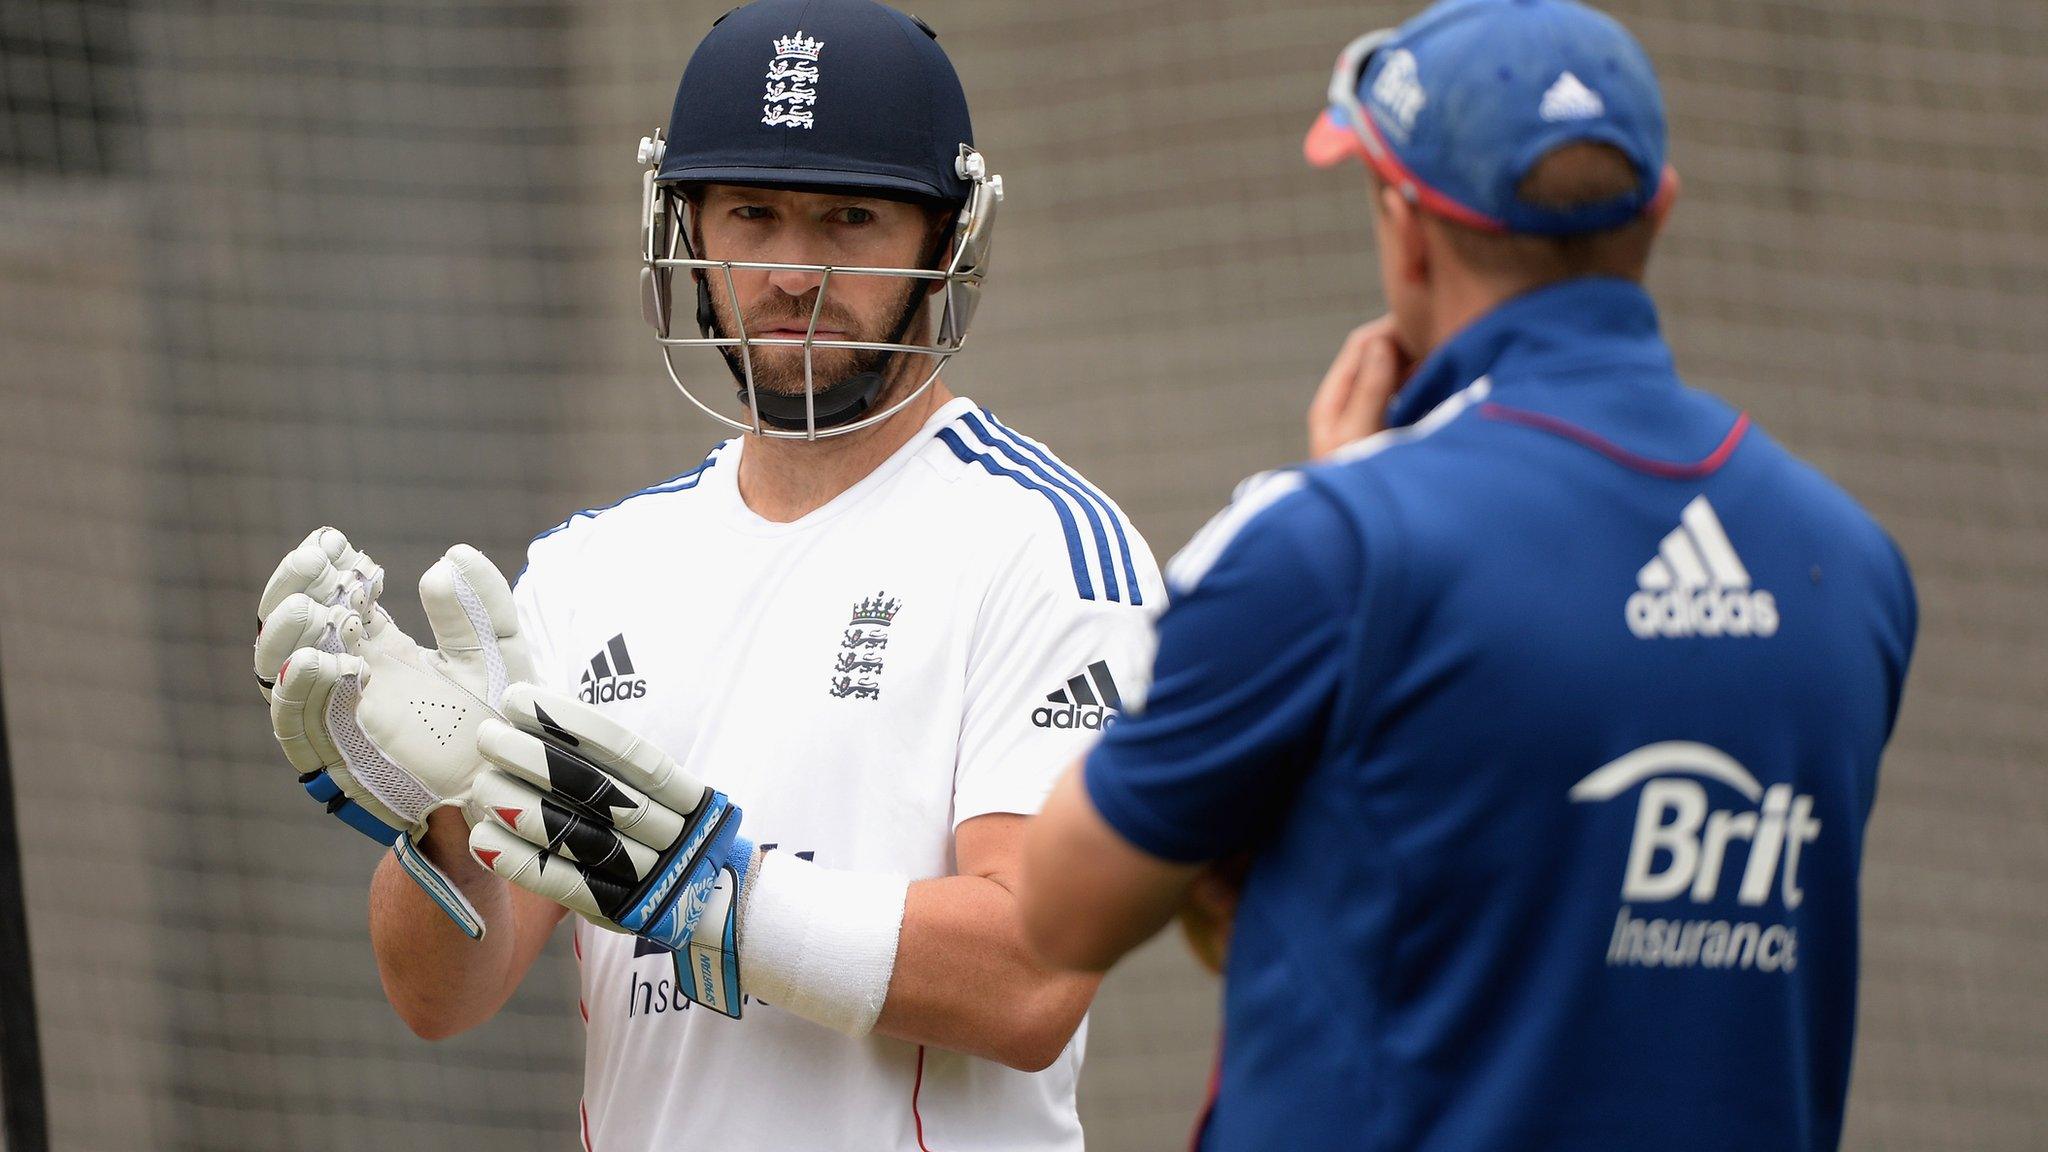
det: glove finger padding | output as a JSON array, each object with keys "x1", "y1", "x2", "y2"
[
  {"x1": 271, "y1": 648, "x2": 362, "y2": 780},
  {"x1": 497, "y1": 684, "x2": 707, "y2": 815},
  {"x1": 470, "y1": 768, "x2": 658, "y2": 887},
  {"x1": 467, "y1": 820, "x2": 612, "y2": 924},
  {"x1": 255, "y1": 528, "x2": 399, "y2": 703},
  {"x1": 475, "y1": 718, "x2": 686, "y2": 849},
  {"x1": 475, "y1": 686, "x2": 741, "y2": 953},
  {"x1": 256, "y1": 594, "x2": 359, "y2": 690},
  {"x1": 259, "y1": 527, "x2": 380, "y2": 620},
  {"x1": 419, "y1": 545, "x2": 526, "y2": 710}
]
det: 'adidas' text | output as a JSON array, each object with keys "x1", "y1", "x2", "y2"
[
  {"x1": 1625, "y1": 496, "x2": 1779, "y2": 639},
  {"x1": 1033, "y1": 661, "x2": 1124, "y2": 731},
  {"x1": 581, "y1": 633, "x2": 650, "y2": 703}
]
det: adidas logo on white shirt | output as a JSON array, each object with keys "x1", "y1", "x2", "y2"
[
  {"x1": 1539, "y1": 71, "x2": 1605, "y2": 122},
  {"x1": 580, "y1": 633, "x2": 650, "y2": 703},
  {"x1": 1625, "y1": 496, "x2": 1780, "y2": 639},
  {"x1": 1032, "y1": 661, "x2": 1124, "y2": 730}
]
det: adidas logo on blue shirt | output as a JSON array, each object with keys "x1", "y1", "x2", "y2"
[
  {"x1": 580, "y1": 633, "x2": 650, "y2": 703},
  {"x1": 1032, "y1": 661, "x2": 1124, "y2": 730},
  {"x1": 1626, "y1": 497, "x2": 1780, "y2": 639}
]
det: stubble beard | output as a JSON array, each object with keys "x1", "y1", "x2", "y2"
[{"x1": 708, "y1": 277, "x2": 929, "y2": 401}]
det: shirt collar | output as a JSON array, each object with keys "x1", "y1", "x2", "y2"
[{"x1": 1385, "y1": 277, "x2": 1669, "y2": 429}]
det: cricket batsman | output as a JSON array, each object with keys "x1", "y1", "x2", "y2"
[
  {"x1": 251, "y1": 1, "x2": 1161, "y2": 1147},
  {"x1": 1019, "y1": 1, "x2": 1918, "y2": 1149}
]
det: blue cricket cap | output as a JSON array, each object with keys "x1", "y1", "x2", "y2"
[
  {"x1": 1305, "y1": 0, "x2": 1673, "y2": 235},
  {"x1": 659, "y1": 0, "x2": 973, "y2": 202}
]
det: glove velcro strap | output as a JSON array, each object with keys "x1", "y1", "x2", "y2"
[
  {"x1": 395, "y1": 832, "x2": 486, "y2": 940},
  {"x1": 302, "y1": 770, "x2": 401, "y2": 847},
  {"x1": 674, "y1": 858, "x2": 747, "y2": 1018},
  {"x1": 619, "y1": 792, "x2": 737, "y2": 949}
]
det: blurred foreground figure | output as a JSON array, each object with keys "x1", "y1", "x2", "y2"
[
  {"x1": 1021, "y1": 2, "x2": 1917, "y2": 1149},
  {"x1": 252, "y1": 2, "x2": 1163, "y2": 1148}
]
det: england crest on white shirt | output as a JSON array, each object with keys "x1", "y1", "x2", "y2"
[
  {"x1": 829, "y1": 592, "x2": 899, "y2": 700},
  {"x1": 762, "y1": 32, "x2": 822, "y2": 129}
]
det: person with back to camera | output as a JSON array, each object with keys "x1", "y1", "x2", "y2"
[{"x1": 1018, "y1": 2, "x2": 1919, "y2": 1148}]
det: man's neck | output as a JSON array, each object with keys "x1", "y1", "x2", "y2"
[
  {"x1": 735, "y1": 377, "x2": 954, "y2": 523},
  {"x1": 1426, "y1": 271, "x2": 1525, "y2": 353}
]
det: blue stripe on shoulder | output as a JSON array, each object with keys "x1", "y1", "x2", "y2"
[
  {"x1": 981, "y1": 411, "x2": 1145, "y2": 607},
  {"x1": 936, "y1": 426, "x2": 1096, "y2": 601},
  {"x1": 521, "y1": 448, "x2": 722, "y2": 577},
  {"x1": 960, "y1": 412, "x2": 1122, "y2": 603}
]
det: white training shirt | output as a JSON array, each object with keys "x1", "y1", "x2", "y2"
[{"x1": 513, "y1": 396, "x2": 1163, "y2": 1151}]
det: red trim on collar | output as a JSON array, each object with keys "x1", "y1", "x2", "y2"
[{"x1": 1480, "y1": 403, "x2": 1751, "y2": 479}]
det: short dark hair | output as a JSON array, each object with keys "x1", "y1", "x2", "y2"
[{"x1": 1425, "y1": 143, "x2": 1660, "y2": 284}]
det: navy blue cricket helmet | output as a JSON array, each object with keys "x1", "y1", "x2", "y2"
[{"x1": 637, "y1": 0, "x2": 1004, "y2": 440}]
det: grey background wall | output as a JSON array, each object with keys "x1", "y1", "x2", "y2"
[{"x1": 0, "y1": 0, "x2": 2041, "y2": 1148}]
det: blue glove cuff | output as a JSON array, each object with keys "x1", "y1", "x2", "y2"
[
  {"x1": 621, "y1": 792, "x2": 740, "y2": 949},
  {"x1": 303, "y1": 770, "x2": 400, "y2": 846}
]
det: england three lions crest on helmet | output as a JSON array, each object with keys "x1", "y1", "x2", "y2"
[{"x1": 762, "y1": 32, "x2": 822, "y2": 128}]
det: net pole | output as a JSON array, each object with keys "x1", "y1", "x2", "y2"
[{"x1": 0, "y1": 639, "x2": 49, "y2": 1152}]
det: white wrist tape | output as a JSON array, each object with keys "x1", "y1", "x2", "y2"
[{"x1": 739, "y1": 850, "x2": 909, "y2": 1037}]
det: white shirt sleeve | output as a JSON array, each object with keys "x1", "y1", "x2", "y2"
[
  {"x1": 953, "y1": 534, "x2": 1162, "y2": 828},
  {"x1": 512, "y1": 551, "x2": 571, "y2": 696}
]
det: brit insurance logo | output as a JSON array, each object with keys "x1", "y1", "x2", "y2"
[
  {"x1": 1626, "y1": 495, "x2": 1779, "y2": 639},
  {"x1": 1033, "y1": 661, "x2": 1124, "y2": 731},
  {"x1": 762, "y1": 31, "x2": 822, "y2": 129},
  {"x1": 1570, "y1": 742, "x2": 1819, "y2": 974},
  {"x1": 580, "y1": 634, "x2": 648, "y2": 704},
  {"x1": 1368, "y1": 49, "x2": 1427, "y2": 142},
  {"x1": 829, "y1": 593, "x2": 899, "y2": 701}
]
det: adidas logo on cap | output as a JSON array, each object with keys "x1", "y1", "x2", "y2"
[
  {"x1": 1626, "y1": 497, "x2": 1779, "y2": 639},
  {"x1": 1539, "y1": 71, "x2": 1605, "y2": 122},
  {"x1": 1032, "y1": 661, "x2": 1124, "y2": 731},
  {"x1": 580, "y1": 633, "x2": 650, "y2": 703}
]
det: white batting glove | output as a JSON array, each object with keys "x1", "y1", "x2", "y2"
[
  {"x1": 254, "y1": 527, "x2": 398, "y2": 703},
  {"x1": 257, "y1": 533, "x2": 532, "y2": 939},
  {"x1": 467, "y1": 684, "x2": 751, "y2": 1016}
]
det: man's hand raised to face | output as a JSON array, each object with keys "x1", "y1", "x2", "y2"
[{"x1": 1308, "y1": 315, "x2": 1413, "y2": 460}]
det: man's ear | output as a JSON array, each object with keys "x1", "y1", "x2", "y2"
[
  {"x1": 923, "y1": 205, "x2": 957, "y2": 296},
  {"x1": 1647, "y1": 164, "x2": 1681, "y2": 240},
  {"x1": 1380, "y1": 183, "x2": 1430, "y2": 287}
]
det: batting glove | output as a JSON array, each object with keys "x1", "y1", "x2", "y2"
[
  {"x1": 469, "y1": 684, "x2": 751, "y2": 1016},
  {"x1": 257, "y1": 532, "x2": 532, "y2": 940},
  {"x1": 254, "y1": 527, "x2": 395, "y2": 704}
]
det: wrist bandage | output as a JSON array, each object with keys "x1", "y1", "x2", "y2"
[{"x1": 739, "y1": 850, "x2": 909, "y2": 1037}]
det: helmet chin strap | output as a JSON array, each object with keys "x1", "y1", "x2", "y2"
[
  {"x1": 746, "y1": 370, "x2": 887, "y2": 431},
  {"x1": 697, "y1": 268, "x2": 931, "y2": 434}
]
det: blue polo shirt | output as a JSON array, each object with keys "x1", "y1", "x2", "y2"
[{"x1": 1086, "y1": 278, "x2": 1917, "y2": 1151}]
